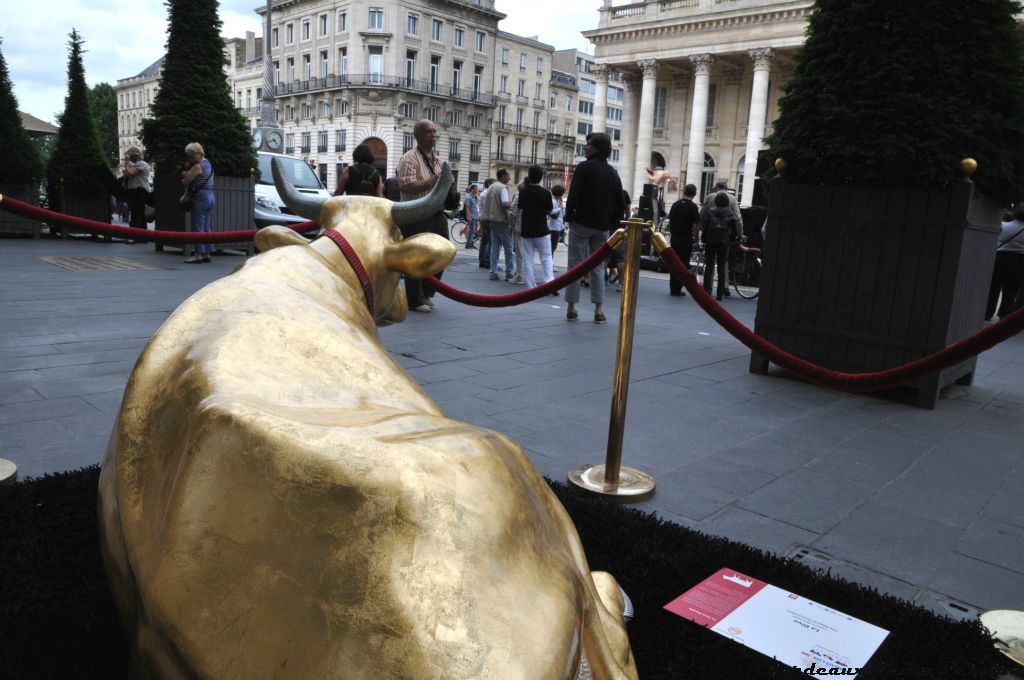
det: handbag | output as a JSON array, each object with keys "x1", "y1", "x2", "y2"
[{"x1": 178, "y1": 167, "x2": 212, "y2": 211}]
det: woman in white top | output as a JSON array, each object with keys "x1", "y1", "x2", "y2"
[
  {"x1": 985, "y1": 208, "x2": 1024, "y2": 320},
  {"x1": 548, "y1": 184, "x2": 565, "y2": 253}
]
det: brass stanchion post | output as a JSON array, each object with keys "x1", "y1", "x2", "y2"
[{"x1": 568, "y1": 219, "x2": 656, "y2": 502}]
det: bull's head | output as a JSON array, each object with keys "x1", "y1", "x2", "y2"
[{"x1": 257, "y1": 158, "x2": 456, "y2": 326}]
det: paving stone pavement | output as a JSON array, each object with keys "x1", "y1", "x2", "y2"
[{"x1": 2, "y1": 234, "x2": 1023, "y2": 623}]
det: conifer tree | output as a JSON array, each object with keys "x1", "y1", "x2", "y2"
[
  {"x1": 767, "y1": 0, "x2": 1024, "y2": 202},
  {"x1": 46, "y1": 30, "x2": 110, "y2": 198},
  {"x1": 0, "y1": 35, "x2": 43, "y2": 187},
  {"x1": 142, "y1": 0, "x2": 256, "y2": 177}
]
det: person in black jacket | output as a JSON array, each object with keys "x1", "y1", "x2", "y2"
[
  {"x1": 517, "y1": 164, "x2": 555, "y2": 290},
  {"x1": 563, "y1": 132, "x2": 625, "y2": 325},
  {"x1": 700, "y1": 191, "x2": 740, "y2": 301},
  {"x1": 667, "y1": 183, "x2": 700, "y2": 297}
]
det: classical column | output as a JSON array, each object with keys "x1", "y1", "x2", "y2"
[
  {"x1": 592, "y1": 63, "x2": 610, "y2": 134},
  {"x1": 684, "y1": 54, "x2": 714, "y2": 190},
  {"x1": 740, "y1": 48, "x2": 773, "y2": 207},
  {"x1": 618, "y1": 74, "x2": 640, "y2": 204},
  {"x1": 632, "y1": 59, "x2": 659, "y2": 203}
]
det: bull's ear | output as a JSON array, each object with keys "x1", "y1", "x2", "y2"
[
  {"x1": 382, "y1": 233, "x2": 455, "y2": 278},
  {"x1": 255, "y1": 225, "x2": 313, "y2": 252}
]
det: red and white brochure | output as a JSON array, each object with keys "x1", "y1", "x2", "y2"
[{"x1": 665, "y1": 568, "x2": 889, "y2": 677}]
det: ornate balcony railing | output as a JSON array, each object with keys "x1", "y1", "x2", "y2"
[{"x1": 275, "y1": 74, "x2": 496, "y2": 106}]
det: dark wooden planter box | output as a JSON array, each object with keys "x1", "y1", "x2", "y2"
[
  {"x1": 751, "y1": 178, "x2": 1001, "y2": 408},
  {"x1": 0, "y1": 184, "x2": 42, "y2": 238},
  {"x1": 57, "y1": 188, "x2": 111, "y2": 239},
  {"x1": 153, "y1": 172, "x2": 255, "y2": 255}
]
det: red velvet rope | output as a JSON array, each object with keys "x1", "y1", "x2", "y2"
[
  {"x1": 659, "y1": 246, "x2": 1024, "y2": 391},
  {"x1": 0, "y1": 194, "x2": 318, "y2": 244},
  {"x1": 427, "y1": 243, "x2": 614, "y2": 307}
]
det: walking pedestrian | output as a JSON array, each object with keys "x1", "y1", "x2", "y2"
[
  {"x1": 700, "y1": 178, "x2": 743, "y2": 297},
  {"x1": 548, "y1": 185, "x2": 565, "y2": 253},
  {"x1": 482, "y1": 169, "x2": 515, "y2": 282},
  {"x1": 464, "y1": 184, "x2": 480, "y2": 250},
  {"x1": 667, "y1": 183, "x2": 700, "y2": 297},
  {"x1": 700, "y1": 191, "x2": 739, "y2": 300},
  {"x1": 517, "y1": 165, "x2": 554, "y2": 290},
  {"x1": 563, "y1": 132, "x2": 625, "y2": 324}
]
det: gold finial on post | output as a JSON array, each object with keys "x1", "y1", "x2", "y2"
[
  {"x1": 774, "y1": 158, "x2": 787, "y2": 172},
  {"x1": 568, "y1": 218, "x2": 656, "y2": 502},
  {"x1": 960, "y1": 158, "x2": 978, "y2": 175}
]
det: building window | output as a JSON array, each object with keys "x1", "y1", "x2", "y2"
[
  {"x1": 287, "y1": 57, "x2": 295, "y2": 82},
  {"x1": 610, "y1": 128, "x2": 621, "y2": 141},
  {"x1": 469, "y1": 113, "x2": 481, "y2": 128},
  {"x1": 475, "y1": 31, "x2": 485, "y2": 53},
  {"x1": 429, "y1": 55, "x2": 441, "y2": 92},
  {"x1": 500, "y1": 75, "x2": 508, "y2": 92},
  {"x1": 496, "y1": 136, "x2": 505, "y2": 158},
  {"x1": 320, "y1": 101, "x2": 330, "y2": 117},
  {"x1": 611, "y1": 149, "x2": 620, "y2": 162},
  {"x1": 286, "y1": 133, "x2": 295, "y2": 151},
  {"x1": 320, "y1": 51, "x2": 328, "y2": 79},
  {"x1": 286, "y1": 23, "x2": 294, "y2": 44},
  {"x1": 448, "y1": 110, "x2": 462, "y2": 125},
  {"x1": 470, "y1": 141, "x2": 481, "y2": 162},
  {"x1": 449, "y1": 139, "x2": 460, "y2": 159},
  {"x1": 609, "y1": 107, "x2": 622, "y2": 122},
  {"x1": 497, "y1": 106, "x2": 506, "y2": 125},
  {"x1": 514, "y1": 138, "x2": 523, "y2": 161},
  {"x1": 302, "y1": 104, "x2": 313, "y2": 119},
  {"x1": 516, "y1": 108, "x2": 524, "y2": 131},
  {"x1": 452, "y1": 60, "x2": 463, "y2": 92},
  {"x1": 403, "y1": 133, "x2": 415, "y2": 153},
  {"x1": 501, "y1": 48, "x2": 509, "y2": 66},
  {"x1": 566, "y1": 95, "x2": 573, "y2": 112},
  {"x1": 517, "y1": 79, "x2": 525, "y2": 97},
  {"x1": 336, "y1": 128, "x2": 347, "y2": 150},
  {"x1": 368, "y1": 46, "x2": 383, "y2": 83},
  {"x1": 579, "y1": 78, "x2": 596, "y2": 95},
  {"x1": 318, "y1": 130, "x2": 328, "y2": 151},
  {"x1": 653, "y1": 86, "x2": 668, "y2": 129},
  {"x1": 549, "y1": 94, "x2": 556, "y2": 108},
  {"x1": 407, "y1": 13, "x2": 418, "y2": 35},
  {"x1": 319, "y1": 14, "x2": 327, "y2": 36},
  {"x1": 432, "y1": 19, "x2": 443, "y2": 41},
  {"x1": 706, "y1": 83, "x2": 718, "y2": 126},
  {"x1": 337, "y1": 10, "x2": 347, "y2": 32},
  {"x1": 536, "y1": 57, "x2": 544, "y2": 74},
  {"x1": 519, "y1": 53, "x2": 526, "y2": 71},
  {"x1": 406, "y1": 50, "x2": 417, "y2": 85},
  {"x1": 577, "y1": 121, "x2": 592, "y2": 136},
  {"x1": 609, "y1": 85, "x2": 623, "y2": 102},
  {"x1": 533, "y1": 111, "x2": 541, "y2": 130},
  {"x1": 425, "y1": 106, "x2": 439, "y2": 122},
  {"x1": 534, "y1": 83, "x2": 542, "y2": 99},
  {"x1": 401, "y1": 102, "x2": 418, "y2": 118},
  {"x1": 579, "y1": 100, "x2": 594, "y2": 115},
  {"x1": 576, "y1": 143, "x2": 586, "y2": 157},
  {"x1": 302, "y1": 19, "x2": 311, "y2": 41},
  {"x1": 338, "y1": 47, "x2": 348, "y2": 77},
  {"x1": 454, "y1": 27, "x2": 464, "y2": 47},
  {"x1": 272, "y1": 28, "x2": 279, "y2": 47},
  {"x1": 369, "y1": 8, "x2": 383, "y2": 30},
  {"x1": 473, "y1": 65, "x2": 483, "y2": 99},
  {"x1": 303, "y1": 54, "x2": 312, "y2": 81},
  {"x1": 301, "y1": 132, "x2": 311, "y2": 151}
]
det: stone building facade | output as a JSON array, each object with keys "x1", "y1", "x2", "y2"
[{"x1": 583, "y1": 0, "x2": 814, "y2": 206}]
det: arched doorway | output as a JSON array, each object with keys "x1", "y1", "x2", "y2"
[
  {"x1": 701, "y1": 152, "x2": 716, "y2": 199},
  {"x1": 361, "y1": 136, "x2": 388, "y2": 178}
]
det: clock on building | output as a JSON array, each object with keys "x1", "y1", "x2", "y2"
[
  {"x1": 251, "y1": 129, "x2": 263, "y2": 149},
  {"x1": 266, "y1": 130, "x2": 283, "y2": 152}
]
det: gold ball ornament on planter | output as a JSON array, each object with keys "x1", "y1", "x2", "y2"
[
  {"x1": 774, "y1": 158, "x2": 787, "y2": 173},
  {"x1": 960, "y1": 158, "x2": 978, "y2": 175}
]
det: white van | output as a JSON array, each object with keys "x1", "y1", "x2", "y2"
[{"x1": 255, "y1": 152, "x2": 331, "y2": 228}]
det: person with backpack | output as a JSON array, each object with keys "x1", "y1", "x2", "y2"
[
  {"x1": 335, "y1": 144, "x2": 383, "y2": 197},
  {"x1": 700, "y1": 191, "x2": 740, "y2": 300}
]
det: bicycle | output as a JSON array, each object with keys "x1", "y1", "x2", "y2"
[
  {"x1": 448, "y1": 212, "x2": 469, "y2": 245},
  {"x1": 729, "y1": 237, "x2": 762, "y2": 299}
]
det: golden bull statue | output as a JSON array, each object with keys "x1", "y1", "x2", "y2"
[{"x1": 98, "y1": 160, "x2": 638, "y2": 679}]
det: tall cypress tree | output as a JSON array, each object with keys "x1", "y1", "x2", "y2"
[
  {"x1": 767, "y1": 0, "x2": 1024, "y2": 202},
  {"x1": 0, "y1": 35, "x2": 43, "y2": 187},
  {"x1": 142, "y1": 0, "x2": 255, "y2": 177},
  {"x1": 46, "y1": 30, "x2": 110, "y2": 198}
]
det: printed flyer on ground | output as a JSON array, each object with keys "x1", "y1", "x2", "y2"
[{"x1": 665, "y1": 568, "x2": 889, "y2": 677}]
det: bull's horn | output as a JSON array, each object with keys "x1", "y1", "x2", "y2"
[
  {"x1": 391, "y1": 162, "x2": 452, "y2": 227},
  {"x1": 271, "y1": 157, "x2": 324, "y2": 221}
]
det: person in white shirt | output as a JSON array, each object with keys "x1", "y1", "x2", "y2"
[
  {"x1": 985, "y1": 208, "x2": 1024, "y2": 320},
  {"x1": 548, "y1": 185, "x2": 565, "y2": 253}
]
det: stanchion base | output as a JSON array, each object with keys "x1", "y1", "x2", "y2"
[
  {"x1": 568, "y1": 464, "x2": 655, "y2": 503},
  {"x1": 0, "y1": 458, "x2": 17, "y2": 486}
]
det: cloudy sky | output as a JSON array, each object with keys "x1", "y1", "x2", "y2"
[{"x1": 4, "y1": 0, "x2": 602, "y2": 124}]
